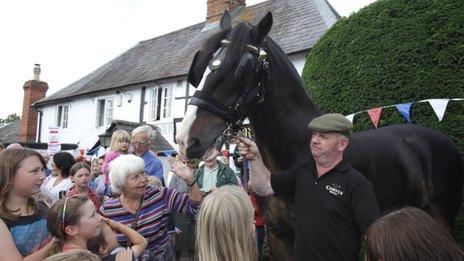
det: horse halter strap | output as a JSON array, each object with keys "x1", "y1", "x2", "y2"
[{"x1": 188, "y1": 39, "x2": 270, "y2": 139}]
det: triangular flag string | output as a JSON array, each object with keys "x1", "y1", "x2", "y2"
[
  {"x1": 395, "y1": 102, "x2": 413, "y2": 123},
  {"x1": 428, "y1": 99, "x2": 450, "y2": 122},
  {"x1": 343, "y1": 97, "x2": 462, "y2": 126},
  {"x1": 345, "y1": 114, "x2": 355, "y2": 123},
  {"x1": 368, "y1": 107, "x2": 382, "y2": 128}
]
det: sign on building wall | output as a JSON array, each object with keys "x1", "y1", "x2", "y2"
[{"x1": 47, "y1": 127, "x2": 61, "y2": 155}]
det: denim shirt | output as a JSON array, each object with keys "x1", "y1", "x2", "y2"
[{"x1": 140, "y1": 151, "x2": 164, "y2": 183}]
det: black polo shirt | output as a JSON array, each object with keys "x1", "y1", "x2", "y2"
[{"x1": 271, "y1": 159, "x2": 379, "y2": 261}]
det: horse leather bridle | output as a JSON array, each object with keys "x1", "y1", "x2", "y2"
[{"x1": 188, "y1": 39, "x2": 270, "y2": 144}]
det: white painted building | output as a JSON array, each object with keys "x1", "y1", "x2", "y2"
[{"x1": 34, "y1": 0, "x2": 339, "y2": 151}]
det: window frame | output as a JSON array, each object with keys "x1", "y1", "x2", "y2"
[
  {"x1": 161, "y1": 86, "x2": 173, "y2": 119},
  {"x1": 150, "y1": 87, "x2": 160, "y2": 121},
  {"x1": 56, "y1": 104, "x2": 70, "y2": 129},
  {"x1": 95, "y1": 97, "x2": 114, "y2": 127}
]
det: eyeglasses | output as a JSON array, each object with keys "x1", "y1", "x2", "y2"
[{"x1": 132, "y1": 141, "x2": 149, "y2": 147}]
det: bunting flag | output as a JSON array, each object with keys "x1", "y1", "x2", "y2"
[
  {"x1": 345, "y1": 113, "x2": 355, "y2": 124},
  {"x1": 395, "y1": 102, "x2": 413, "y2": 123},
  {"x1": 368, "y1": 107, "x2": 382, "y2": 128},
  {"x1": 428, "y1": 99, "x2": 449, "y2": 122},
  {"x1": 343, "y1": 98, "x2": 462, "y2": 128}
]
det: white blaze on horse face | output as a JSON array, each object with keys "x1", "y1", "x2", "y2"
[{"x1": 176, "y1": 67, "x2": 211, "y2": 155}]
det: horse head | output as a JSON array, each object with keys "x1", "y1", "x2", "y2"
[{"x1": 176, "y1": 11, "x2": 273, "y2": 160}]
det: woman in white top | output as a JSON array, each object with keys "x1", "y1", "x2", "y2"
[{"x1": 42, "y1": 151, "x2": 76, "y2": 201}]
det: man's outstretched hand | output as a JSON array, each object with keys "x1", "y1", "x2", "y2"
[{"x1": 236, "y1": 136, "x2": 260, "y2": 161}]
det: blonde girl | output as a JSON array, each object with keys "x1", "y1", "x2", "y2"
[
  {"x1": 196, "y1": 185, "x2": 257, "y2": 261},
  {"x1": 102, "y1": 130, "x2": 131, "y2": 193},
  {"x1": 44, "y1": 250, "x2": 101, "y2": 261}
]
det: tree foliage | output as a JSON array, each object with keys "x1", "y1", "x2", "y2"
[
  {"x1": 0, "y1": 113, "x2": 20, "y2": 126},
  {"x1": 303, "y1": 0, "x2": 464, "y2": 154}
]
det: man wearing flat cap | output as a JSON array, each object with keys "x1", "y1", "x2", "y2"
[{"x1": 237, "y1": 113, "x2": 379, "y2": 261}]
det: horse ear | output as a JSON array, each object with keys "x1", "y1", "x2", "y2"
[
  {"x1": 252, "y1": 12, "x2": 273, "y2": 43},
  {"x1": 188, "y1": 51, "x2": 203, "y2": 87},
  {"x1": 220, "y1": 11, "x2": 232, "y2": 31}
]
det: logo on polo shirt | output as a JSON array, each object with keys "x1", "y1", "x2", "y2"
[{"x1": 326, "y1": 183, "x2": 344, "y2": 196}]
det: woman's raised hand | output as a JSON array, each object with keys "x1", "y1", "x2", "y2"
[{"x1": 169, "y1": 156, "x2": 195, "y2": 184}]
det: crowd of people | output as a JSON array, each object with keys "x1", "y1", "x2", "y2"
[{"x1": 0, "y1": 116, "x2": 463, "y2": 261}]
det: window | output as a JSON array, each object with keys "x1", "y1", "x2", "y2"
[
  {"x1": 96, "y1": 98, "x2": 113, "y2": 127},
  {"x1": 162, "y1": 86, "x2": 173, "y2": 118},
  {"x1": 150, "y1": 86, "x2": 174, "y2": 121},
  {"x1": 150, "y1": 87, "x2": 160, "y2": 121},
  {"x1": 156, "y1": 122, "x2": 173, "y2": 134},
  {"x1": 56, "y1": 105, "x2": 69, "y2": 128},
  {"x1": 105, "y1": 99, "x2": 113, "y2": 125}
]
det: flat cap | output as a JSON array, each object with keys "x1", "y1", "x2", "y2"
[{"x1": 308, "y1": 113, "x2": 353, "y2": 135}]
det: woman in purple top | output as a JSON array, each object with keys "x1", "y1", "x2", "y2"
[{"x1": 100, "y1": 154, "x2": 202, "y2": 261}]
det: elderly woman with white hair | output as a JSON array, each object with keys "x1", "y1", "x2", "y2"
[{"x1": 100, "y1": 154, "x2": 202, "y2": 261}]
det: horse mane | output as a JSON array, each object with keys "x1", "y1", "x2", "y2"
[
  {"x1": 193, "y1": 21, "x2": 314, "y2": 110},
  {"x1": 190, "y1": 23, "x2": 252, "y2": 89}
]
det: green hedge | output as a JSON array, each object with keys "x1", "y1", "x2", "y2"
[{"x1": 302, "y1": 0, "x2": 464, "y2": 154}]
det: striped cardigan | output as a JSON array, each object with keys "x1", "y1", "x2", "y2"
[{"x1": 100, "y1": 186, "x2": 200, "y2": 254}]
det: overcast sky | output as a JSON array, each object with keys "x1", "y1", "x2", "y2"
[{"x1": 0, "y1": 0, "x2": 376, "y2": 118}]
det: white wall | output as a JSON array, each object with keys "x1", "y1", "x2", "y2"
[
  {"x1": 39, "y1": 52, "x2": 308, "y2": 151},
  {"x1": 39, "y1": 87, "x2": 143, "y2": 149},
  {"x1": 289, "y1": 52, "x2": 308, "y2": 75},
  {"x1": 40, "y1": 98, "x2": 99, "y2": 149}
]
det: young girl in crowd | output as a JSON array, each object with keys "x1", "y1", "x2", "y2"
[
  {"x1": 88, "y1": 217, "x2": 148, "y2": 261},
  {"x1": 196, "y1": 185, "x2": 257, "y2": 261},
  {"x1": 66, "y1": 162, "x2": 102, "y2": 210},
  {"x1": 364, "y1": 207, "x2": 464, "y2": 261},
  {"x1": 0, "y1": 148, "x2": 56, "y2": 261},
  {"x1": 93, "y1": 155, "x2": 109, "y2": 196},
  {"x1": 43, "y1": 151, "x2": 76, "y2": 201},
  {"x1": 44, "y1": 250, "x2": 101, "y2": 261},
  {"x1": 102, "y1": 130, "x2": 131, "y2": 194},
  {"x1": 47, "y1": 194, "x2": 102, "y2": 254}
]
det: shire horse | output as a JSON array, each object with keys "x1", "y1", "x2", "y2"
[{"x1": 176, "y1": 12, "x2": 464, "y2": 259}]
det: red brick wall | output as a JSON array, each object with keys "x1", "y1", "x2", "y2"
[
  {"x1": 19, "y1": 80, "x2": 48, "y2": 142},
  {"x1": 206, "y1": 0, "x2": 246, "y2": 22}
]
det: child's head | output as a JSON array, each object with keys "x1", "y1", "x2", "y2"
[
  {"x1": 47, "y1": 195, "x2": 101, "y2": 252},
  {"x1": 70, "y1": 162, "x2": 91, "y2": 190},
  {"x1": 97, "y1": 156, "x2": 105, "y2": 173},
  {"x1": 44, "y1": 250, "x2": 101, "y2": 261},
  {"x1": 109, "y1": 130, "x2": 130, "y2": 152},
  {"x1": 196, "y1": 185, "x2": 257, "y2": 261},
  {"x1": 364, "y1": 207, "x2": 464, "y2": 261},
  {"x1": 0, "y1": 148, "x2": 46, "y2": 220},
  {"x1": 87, "y1": 222, "x2": 119, "y2": 257}
]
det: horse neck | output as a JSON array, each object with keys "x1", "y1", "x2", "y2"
[{"x1": 248, "y1": 64, "x2": 321, "y2": 170}]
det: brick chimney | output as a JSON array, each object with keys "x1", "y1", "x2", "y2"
[
  {"x1": 206, "y1": 0, "x2": 246, "y2": 23},
  {"x1": 19, "y1": 64, "x2": 48, "y2": 142}
]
